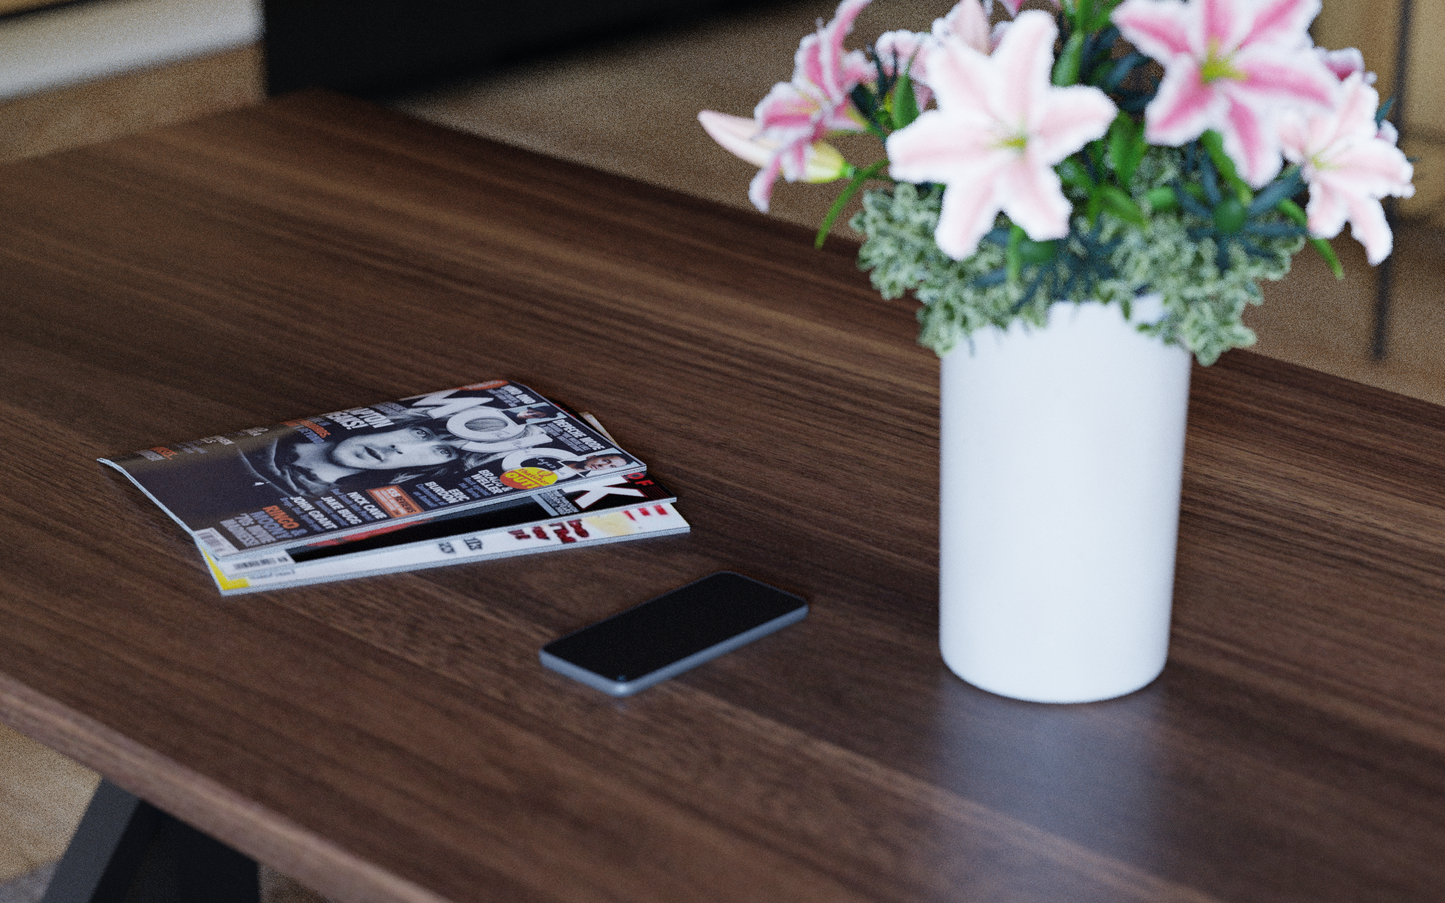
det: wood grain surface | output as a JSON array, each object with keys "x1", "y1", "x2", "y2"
[{"x1": 2, "y1": 91, "x2": 1445, "y2": 903}]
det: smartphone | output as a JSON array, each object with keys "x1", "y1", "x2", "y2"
[{"x1": 539, "y1": 571, "x2": 808, "y2": 696}]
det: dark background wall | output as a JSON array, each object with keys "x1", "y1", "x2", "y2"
[{"x1": 263, "y1": 0, "x2": 758, "y2": 96}]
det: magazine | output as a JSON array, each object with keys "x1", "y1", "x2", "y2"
[
  {"x1": 100, "y1": 381, "x2": 645, "y2": 560},
  {"x1": 203, "y1": 502, "x2": 691, "y2": 594},
  {"x1": 230, "y1": 471, "x2": 677, "y2": 568}
]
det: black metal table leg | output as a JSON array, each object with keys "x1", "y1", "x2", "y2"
[
  {"x1": 1370, "y1": 0, "x2": 1414, "y2": 361},
  {"x1": 40, "y1": 780, "x2": 258, "y2": 903}
]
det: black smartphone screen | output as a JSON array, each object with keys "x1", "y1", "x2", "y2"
[{"x1": 539, "y1": 571, "x2": 807, "y2": 695}]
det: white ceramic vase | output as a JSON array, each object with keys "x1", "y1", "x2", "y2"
[{"x1": 937, "y1": 296, "x2": 1193, "y2": 704}]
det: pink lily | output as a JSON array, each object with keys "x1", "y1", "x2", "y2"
[
  {"x1": 990, "y1": 0, "x2": 1024, "y2": 14},
  {"x1": 1317, "y1": 46, "x2": 1374, "y2": 84},
  {"x1": 875, "y1": 29, "x2": 934, "y2": 109},
  {"x1": 747, "y1": 0, "x2": 875, "y2": 211},
  {"x1": 934, "y1": 0, "x2": 993, "y2": 52},
  {"x1": 1113, "y1": 0, "x2": 1338, "y2": 187},
  {"x1": 989, "y1": 0, "x2": 1059, "y2": 14},
  {"x1": 1278, "y1": 73, "x2": 1414, "y2": 264},
  {"x1": 885, "y1": 11, "x2": 1117, "y2": 260},
  {"x1": 697, "y1": 111, "x2": 850, "y2": 209},
  {"x1": 874, "y1": 1, "x2": 993, "y2": 112}
]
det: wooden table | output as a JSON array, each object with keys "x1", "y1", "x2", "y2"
[{"x1": 3, "y1": 91, "x2": 1445, "y2": 903}]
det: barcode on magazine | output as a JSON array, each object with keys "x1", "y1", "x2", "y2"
[
  {"x1": 226, "y1": 554, "x2": 296, "y2": 572},
  {"x1": 195, "y1": 529, "x2": 239, "y2": 557}
]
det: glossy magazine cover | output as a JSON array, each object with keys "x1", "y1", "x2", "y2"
[{"x1": 101, "y1": 380, "x2": 645, "y2": 559}]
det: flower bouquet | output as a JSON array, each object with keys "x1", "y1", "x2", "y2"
[
  {"x1": 699, "y1": 0, "x2": 1413, "y2": 365},
  {"x1": 700, "y1": 0, "x2": 1416, "y2": 704}
]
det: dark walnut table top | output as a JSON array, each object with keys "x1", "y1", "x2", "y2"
[{"x1": 3, "y1": 91, "x2": 1445, "y2": 903}]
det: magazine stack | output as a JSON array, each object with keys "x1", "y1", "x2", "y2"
[{"x1": 101, "y1": 380, "x2": 688, "y2": 594}]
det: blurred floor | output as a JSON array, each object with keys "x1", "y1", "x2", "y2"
[{"x1": 0, "y1": 727, "x2": 98, "y2": 885}]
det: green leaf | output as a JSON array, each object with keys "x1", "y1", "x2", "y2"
[
  {"x1": 1145, "y1": 185, "x2": 1179, "y2": 211},
  {"x1": 1277, "y1": 198, "x2": 1343, "y2": 279},
  {"x1": 891, "y1": 71, "x2": 920, "y2": 131},
  {"x1": 1052, "y1": 32, "x2": 1086, "y2": 87},
  {"x1": 1006, "y1": 223, "x2": 1025, "y2": 284},
  {"x1": 1276, "y1": 197, "x2": 1307, "y2": 227},
  {"x1": 1309, "y1": 236, "x2": 1345, "y2": 280},
  {"x1": 1108, "y1": 121, "x2": 1131, "y2": 186},
  {"x1": 1107, "y1": 113, "x2": 1145, "y2": 187},
  {"x1": 815, "y1": 159, "x2": 889, "y2": 249},
  {"x1": 1199, "y1": 130, "x2": 1251, "y2": 202},
  {"x1": 1018, "y1": 238, "x2": 1058, "y2": 265},
  {"x1": 849, "y1": 85, "x2": 889, "y2": 140},
  {"x1": 1088, "y1": 138, "x2": 1107, "y2": 177},
  {"x1": 1058, "y1": 157, "x2": 1095, "y2": 191},
  {"x1": 1212, "y1": 196, "x2": 1247, "y2": 233},
  {"x1": 1100, "y1": 185, "x2": 1147, "y2": 227},
  {"x1": 1249, "y1": 168, "x2": 1304, "y2": 217},
  {"x1": 1377, "y1": 95, "x2": 1396, "y2": 128}
]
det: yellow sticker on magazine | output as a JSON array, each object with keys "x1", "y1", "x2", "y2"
[{"x1": 501, "y1": 466, "x2": 558, "y2": 489}]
